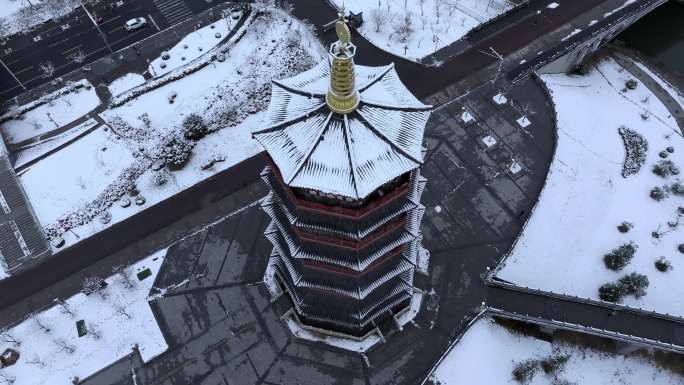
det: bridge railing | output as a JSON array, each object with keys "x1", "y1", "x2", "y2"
[
  {"x1": 509, "y1": 0, "x2": 667, "y2": 83},
  {"x1": 487, "y1": 277, "x2": 684, "y2": 325},
  {"x1": 486, "y1": 307, "x2": 684, "y2": 354}
]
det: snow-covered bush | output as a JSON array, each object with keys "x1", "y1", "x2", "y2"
[
  {"x1": 670, "y1": 181, "x2": 684, "y2": 196},
  {"x1": 654, "y1": 257, "x2": 672, "y2": 273},
  {"x1": 616, "y1": 221, "x2": 633, "y2": 233},
  {"x1": 652, "y1": 160, "x2": 679, "y2": 178},
  {"x1": 598, "y1": 281, "x2": 625, "y2": 303},
  {"x1": 650, "y1": 186, "x2": 667, "y2": 201},
  {"x1": 512, "y1": 359, "x2": 539, "y2": 384},
  {"x1": 151, "y1": 170, "x2": 167, "y2": 186},
  {"x1": 182, "y1": 113, "x2": 208, "y2": 140},
  {"x1": 82, "y1": 276, "x2": 107, "y2": 298},
  {"x1": 603, "y1": 242, "x2": 636, "y2": 271},
  {"x1": 157, "y1": 132, "x2": 193, "y2": 170},
  {"x1": 618, "y1": 126, "x2": 648, "y2": 178},
  {"x1": 625, "y1": 79, "x2": 638, "y2": 90},
  {"x1": 617, "y1": 272, "x2": 649, "y2": 298},
  {"x1": 540, "y1": 354, "x2": 570, "y2": 375}
]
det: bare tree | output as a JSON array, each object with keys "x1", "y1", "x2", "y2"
[
  {"x1": 113, "y1": 265, "x2": 136, "y2": 290},
  {"x1": 393, "y1": 10, "x2": 413, "y2": 43},
  {"x1": 17, "y1": 6, "x2": 39, "y2": 32},
  {"x1": 113, "y1": 302, "x2": 132, "y2": 319},
  {"x1": 86, "y1": 323, "x2": 102, "y2": 340},
  {"x1": 0, "y1": 372, "x2": 15, "y2": 384},
  {"x1": 34, "y1": 316, "x2": 51, "y2": 334},
  {"x1": 38, "y1": 61, "x2": 55, "y2": 79},
  {"x1": 54, "y1": 338, "x2": 76, "y2": 354},
  {"x1": 70, "y1": 49, "x2": 86, "y2": 65},
  {"x1": 369, "y1": 7, "x2": 387, "y2": 33},
  {"x1": 26, "y1": 354, "x2": 47, "y2": 368},
  {"x1": 0, "y1": 17, "x2": 10, "y2": 40},
  {"x1": 55, "y1": 298, "x2": 75, "y2": 317},
  {"x1": 0, "y1": 328, "x2": 20, "y2": 346}
]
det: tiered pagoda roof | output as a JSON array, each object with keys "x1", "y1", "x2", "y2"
[{"x1": 253, "y1": 59, "x2": 431, "y2": 199}]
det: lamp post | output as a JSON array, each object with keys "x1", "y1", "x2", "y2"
[{"x1": 78, "y1": 0, "x2": 113, "y2": 53}]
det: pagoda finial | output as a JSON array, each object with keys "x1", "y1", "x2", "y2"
[{"x1": 326, "y1": 6, "x2": 359, "y2": 115}]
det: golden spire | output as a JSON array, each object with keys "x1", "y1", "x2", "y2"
[{"x1": 326, "y1": 8, "x2": 359, "y2": 114}]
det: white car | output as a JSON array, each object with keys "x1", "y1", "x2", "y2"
[{"x1": 124, "y1": 17, "x2": 147, "y2": 32}]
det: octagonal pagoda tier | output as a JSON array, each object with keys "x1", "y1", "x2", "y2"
[{"x1": 253, "y1": 19, "x2": 431, "y2": 338}]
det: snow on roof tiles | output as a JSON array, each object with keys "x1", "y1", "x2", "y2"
[{"x1": 254, "y1": 61, "x2": 431, "y2": 199}]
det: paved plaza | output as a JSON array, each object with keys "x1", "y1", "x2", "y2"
[{"x1": 80, "y1": 78, "x2": 555, "y2": 385}]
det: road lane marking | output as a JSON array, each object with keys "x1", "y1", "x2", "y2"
[
  {"x1": 14, "y1": 66, "x2": 33, "y2": 75},
  {"x1": 48, "y1": 38, "x2": 70, "y2": 48},
  {"x1": 148, "y1": 14, "x2": 161, "y2": 31},
  {"x1": 61, "y1": 44, "x2": 84, "y2": 56},
  {"x1": 109, "y1": 25, "x2": 125, "y2": 34}
]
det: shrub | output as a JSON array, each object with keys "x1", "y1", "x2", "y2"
[
  {"x1": 603, "y1": 242, "x2": 636, "y2": 271},
  {"x1": 618, "y1": 272, "x2": 649, "y2": 298},
  {"x1": 616, "y1": 221, "x2": 633, "y2": 233},
  {"x1": 652, "y1": 160, "x2": 679, "y2": 178},
  {"x1": 625, "y1": 79, "x2": 638, "y2": 90},
  {"x1": 655, "y1": 257, "x2": 672, "y2": 272},
  {"x1": 182, "y1": 113, "x2": 208, "y2": 140},
  {"x1": 650, "y1": 186, "x2": 667, "y2": 201},
  {"x1": 512, "y1": 359, "x2": 539, "y2": 384},
  {"x1": 541, "y1": 354, "x2": 570, "y2": 374},
  {"x1": 151, "y1": 171, "x2": 167, "y2": 186},
  {"x1": 671, "y1": 182, "x2": 684, "y2": 196},
  {"x1": 599, "y1": 282, "x2": 625, "y2": 303},
  {"x1": 679, "y1": 243, "x2": 684, "y2": 254},
  {"x1": 159, "y1": 133, "x2": 193, "y2": 170}
]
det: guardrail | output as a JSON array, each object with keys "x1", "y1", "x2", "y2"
[
  {"x1": 486, "y1": 307, "x2": 684, "y2": 354},
  {"x1": 509, "y1": 0, "x2": 667, "y2": 83}
]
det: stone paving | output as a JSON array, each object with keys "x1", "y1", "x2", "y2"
[{"x1": 81, "y1": 78, "x2": 555, "y2": 385}]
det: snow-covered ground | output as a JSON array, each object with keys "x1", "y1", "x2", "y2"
[
  {"x1": 0, "y1": 248, "x2": 168, "y2": 385},
  {"x1": 18, "y1": 8, "x2": 325, "y2": 253},
  {"x1": 427, "y1": 316, "x2": 683, "y2": 385},
  {"x1": 1, "y1": 80, "x2": 99, "y2": 145},
  {"x1": 0, "y1": 0, "x2": 81, "y2": 39},
  {"x1": 19, "y1": 126, "x2": 134, "y2": 226},
  {"x1": 13, "y1": 118, "x2": 98, "y2": 169},
  {"x1": 331, "y1": 0, "x2": 514, "y2": 61},
  {"x1": 497, "y1": 57, "x2": 684, "y2": 316},
  {"x1": 107, "y1": 73, "x2": 146, "y2": 98},
  {"x1": 149, "y1": 15, "x2": 241, "y2": 77}
]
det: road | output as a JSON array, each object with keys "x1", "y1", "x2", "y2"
[{"x1": 0, "y1": 0, "x2": 231, "y2": 102}]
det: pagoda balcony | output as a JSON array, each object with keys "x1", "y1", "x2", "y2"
[
  {"x1": 264, "y1": 163, "x2": 411, "y2": 221},
  {"x1": 294, "y1": 216, "x2": 407, "y2": 251}
]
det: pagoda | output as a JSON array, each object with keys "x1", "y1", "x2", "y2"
[{"x1": 253, "y1": 14, "x2": 432, "y2": 337}]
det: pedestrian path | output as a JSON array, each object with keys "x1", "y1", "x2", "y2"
[{"x1": 152, "y1": 0, "x2": 194, "y2": 26}]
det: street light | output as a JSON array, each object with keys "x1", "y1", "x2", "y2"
[{"x1": 78, "y1": 0, "x2": 113, "y2": 53}]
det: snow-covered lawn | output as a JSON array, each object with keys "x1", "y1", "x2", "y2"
[
  {"x1": 19, "y1": 126, "x2": 134, "y2": 226},
  {"x1": 496, "y1": 57, "x2": 684, "y2": 316},
  {"x1": 107, "y1": 73, "x2": 146, "y2": 98},
  {"x1": 1, "y1": 80, "x2": 99, "y2": 145},
  {"x1": 26, "y1": 8, "x2": 324, "y2": 252},
  {"x1": 331, "y1": 0, "x2": 514, "y2": 61},
  {"x1": 13, "y1": 118, "x2": 98, "y2": 169},
  {"x1": 0, "y1": 248, "x2": 168, "y2": 385},
  {"x1": 427, "y1": 316, "x2": 683, "y2": 385},
  {"x1": 149, "y1": 15, "x2": 242, "y2": 77}
]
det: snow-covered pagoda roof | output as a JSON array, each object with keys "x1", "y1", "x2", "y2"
[{"x1": 253, "y1": 19, "x2": 431, "y2": 200}]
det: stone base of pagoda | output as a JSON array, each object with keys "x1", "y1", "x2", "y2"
[{"x1": 264, "y1": 257, "x2": 425, "y2": 350}]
